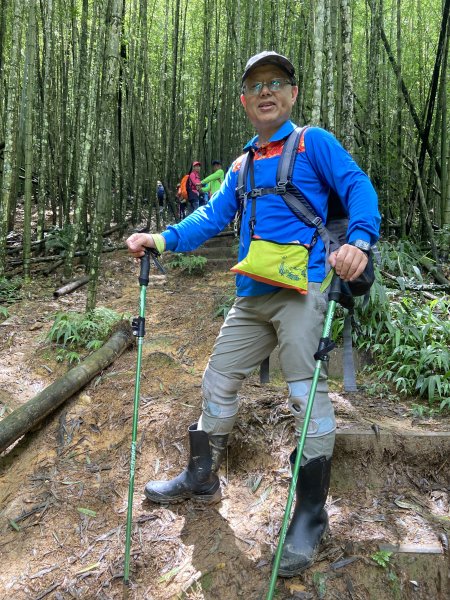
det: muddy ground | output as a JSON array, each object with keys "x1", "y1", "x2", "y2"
[{"x1": 0, "y1": 243, "x2": 449, "y2": 600}]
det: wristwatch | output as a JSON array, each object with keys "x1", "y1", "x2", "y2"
[{"x1": 349, "y1": 239, "x2": 371, "y2": 255}]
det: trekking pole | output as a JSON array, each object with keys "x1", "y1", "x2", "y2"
[
  {"x1": 124, "y1": 247, "x2": 165, "y2": 586},
  {"x1": 266, "y1": 273, "x2": 342, "y2": 600}
]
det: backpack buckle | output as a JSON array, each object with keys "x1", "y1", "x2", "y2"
[
  {"x1": 250, "y1": 188, "x2": 263, "y2": 197},
  {"x1": 236, "y1": 185, "x2": 245, "y2": 201},
  {"x1": 275, "y1": 182, "x2": 287, "y2": 194},
  {"x1": 312, "y1": 216, "x2": 323, "y2": 227}
]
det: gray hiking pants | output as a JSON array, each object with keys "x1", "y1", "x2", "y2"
[{"x1": 198, "y1": 284, "x2": 336, "y2": 463}]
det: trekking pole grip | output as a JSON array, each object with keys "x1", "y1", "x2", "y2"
[
  {"x1": 138, "y1": 248, "x2": 151, "y2": 287},
  {"x1": 327, "y1": 271, "x2": 342, "y2": 302}
]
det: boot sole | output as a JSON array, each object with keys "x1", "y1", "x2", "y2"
[
  {"x1": 277, "y1": 558, "x2": 313, "y2": 578},
  {"x1": 144, "y1": 486, "x2": 222, "y2": 505},
  {"x1": 277, "y1": 525, "x2": 330, "y2": 578}
]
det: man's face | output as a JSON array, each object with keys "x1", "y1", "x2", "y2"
[
  {"x1": 240, "y1": 64, "x2": 298, "y2": 139},
  {"x1": 213, "y1": 164, "x2": 221, "y2": 172}
]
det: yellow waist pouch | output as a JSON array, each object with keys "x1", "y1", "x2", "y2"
[{"x1": 231, "y1": 238, "x2": 309, "y2": 294}]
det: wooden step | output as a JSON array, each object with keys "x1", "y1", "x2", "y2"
[
  {"x1": 329, "y1": 542, "x2": 448, "y2": 600},
  {"x1": 204, "y1": 257, "x2": 236, "y2": 271},
  {"x1": 332, "y1": 428, "x2": 449, "y2": 493}
]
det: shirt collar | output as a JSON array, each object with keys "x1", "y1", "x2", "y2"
[{"x1": 243, "y1": 120, "x2": 296, "y2": 151}]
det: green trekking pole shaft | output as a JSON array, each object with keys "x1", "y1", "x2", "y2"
[
  {"x1": 124, "y1": 250, "x2": 151, "y2": 586},
  {"x1": 266, "y1": 274, "x2": 341, "y2": 600}
]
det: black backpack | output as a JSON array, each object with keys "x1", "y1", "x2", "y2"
[{"x1": 235, "y1": 126, "x2": 377, "y2": 390}]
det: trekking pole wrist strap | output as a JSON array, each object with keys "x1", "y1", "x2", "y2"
[{"x1": 151, "y1": 234, "x2": 166, "y2": 254}]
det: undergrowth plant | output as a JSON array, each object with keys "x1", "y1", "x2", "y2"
[
  {"x1": 370, "y1": 550, "x2": 401, "y2": 598},
  {"x1": 46, "y1": 307, "x2": 126, "y2": 364},
  {"x1": 334, "y1": 240, "x2": 450, "y2": 411},
  {"x1": 358, "y1": 293, "x2": 450, "y2": 407},
  {"x1": 214, "y1": 287, "x2": 235, "y2": 318},
  {"x1": 167, "y1": 254, "x2": 207, "y2": 275},
  {"x1": 0, "y1": 276, "x2": 22, "y2": 303},
  {"x1": 44, "y1": 224, "x2": 74, "y2": 253},
  {"x1": 371, "y1": 549, "x2": 393, "y2": 568}
]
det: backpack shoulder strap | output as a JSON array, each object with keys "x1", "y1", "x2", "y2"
[
  {"x1": 236, "y1": 151, "x2": 252, "y2": 201},
  {"x1": 276, "y1": 126, "x2": 306, "y2": 185},
  {"x1": 277, "y1": 127, "x2": 333, "y2": 255}
]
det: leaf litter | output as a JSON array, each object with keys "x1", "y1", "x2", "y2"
[{"x1": 0, "y1": 248, "x2": 448, "y2": 599}]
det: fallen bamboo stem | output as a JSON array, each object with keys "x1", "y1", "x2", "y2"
[
  {"x1": 0, "y1": 321, "x2": 134, "y2": 454},
  {"x1": 7, "y1": 218, "x2": 133, "y2": 256},
  {"x1": 53, "y1": 276, "x2": 90, "y2": 298},
  {"x1": 42, "y1": 259, "x2": 64, "y2": 276},
  {"x1": 7, "y1": 244, "x2": 127, "y2": 265},
  {"x1": 381, "y1": 270, "x2": 448, "y2": 295},
  {"x1": 418, "y1": 257, "x2": 450, "y2": 288}
]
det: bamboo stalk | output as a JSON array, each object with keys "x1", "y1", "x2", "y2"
[
  {"x1": 412, "y1": 152, "x2": 440, "y2": 263},
  {"x1": 7, "y1": 219, "x2": 132, "y2": 256}
]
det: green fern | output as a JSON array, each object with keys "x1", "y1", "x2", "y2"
[
  {"x1": 371, "y1": 550, "x2": 392, "y2": 568},
  {"x1": 167, "y1": 254, "x2": 207, "y2": 275}
]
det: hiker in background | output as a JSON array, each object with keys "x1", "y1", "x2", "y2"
[
  {"x1": 176, "y1": 182, "x2": 187, "y2": 221},
  {"x1": 126, "y1": 51, "x2": 380, "y2": 577},
  {"x1": 187, "y1": 161, "x2": 202, "y2": 214},
  {"x1": 156, "y1": 180, "x2": 165, "y2": 215},
  {"x1": 201, "y1": 160, "x2": 224, "y2": 204}
]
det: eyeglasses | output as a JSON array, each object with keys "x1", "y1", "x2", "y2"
[{"x1": 242, "y1": 78, "x2": 293, "y2": 96}]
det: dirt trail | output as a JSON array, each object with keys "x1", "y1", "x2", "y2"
[{"x1": 0, "y1": 248, "x2": 448, "y2": 600}]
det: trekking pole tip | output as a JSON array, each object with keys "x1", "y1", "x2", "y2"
[{"x1": 122, "y1": 579, "x2": 131, "y2": 599}]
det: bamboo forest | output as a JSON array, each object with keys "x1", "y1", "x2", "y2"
[{"x1": 0, "y1": 1, "x2": 449, "y2": 599}]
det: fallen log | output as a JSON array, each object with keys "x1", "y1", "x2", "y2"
[
  {"x1": 7, "y1": 244, "x2": 127, "y2": 265},
  {"x1": 42, "y1": 259, "x2": 64, "y2": 276},
  {"x1": 7, "y1": 219, "x2": 132, "y2": 256},
  {"x1": 0, "y1": 321, "x2": 134, "y2": 454},
  {"x1": 419, "y1": 257, "x2": 450, "y2": 288},
  {"x1": 381, "y1": 270, "x2": 447, "y2": 297},
  {"x1": 53, "y1": 276, "x2": 90, "y2": 298}
]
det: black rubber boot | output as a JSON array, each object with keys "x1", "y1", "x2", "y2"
[
  {"x1": 144, "y1": 423, "x2": 221, "y2": 504},
  {"x1": 210, "y1": 433, "x2": 229, "y2": 473},
  {"x1": 278, "y1": 452, "x2": 332, "y2": 577}
]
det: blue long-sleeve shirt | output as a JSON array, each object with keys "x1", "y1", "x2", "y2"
[{"x1": 162, "y1": 121, "x2": 380, "y2": 297}]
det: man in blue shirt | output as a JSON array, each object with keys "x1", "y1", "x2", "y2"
[{"x1": 127, "y1": 51, "x2": 380, "y2": 577}]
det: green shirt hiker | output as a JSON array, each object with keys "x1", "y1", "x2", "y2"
[{"x1": 201, "y1": 160, "x2": 224, "y2": 198}]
